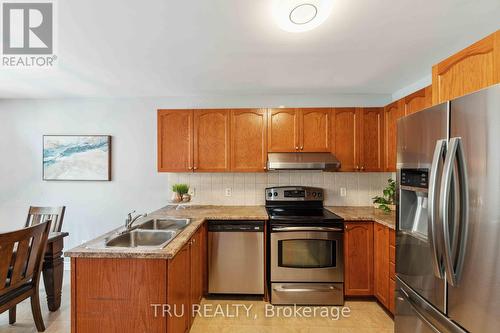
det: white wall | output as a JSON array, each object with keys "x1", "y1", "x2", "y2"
[{"x1": 0, "y1": 97, "x2": 392, "y2": 253}]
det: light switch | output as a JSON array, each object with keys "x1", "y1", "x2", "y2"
[{"x1": 340, "y1": 187, "x2": 347, "y2": 197}]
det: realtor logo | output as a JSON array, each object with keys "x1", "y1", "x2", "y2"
[
  {"x1": 2, "y1": 2, "x2": 53, "y2": 54},
  {"x1": 1, "y1": 1, "x2": 56, "y2": 67}
]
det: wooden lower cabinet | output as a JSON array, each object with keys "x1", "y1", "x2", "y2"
[
  {"x1": 71, "y1": 258, "x2": 168, "y2": 333},
  {"x1": 344, "y1": 222, "x2": 374, "y2": 296},
  {"x1": 374, "y1": 223, "x2": 390, "y2": 308},
  {"x1": 71, "y1": 226, "x2": 207, "y2": 333},
  {"x1": 168, "y1": 244, "x2": 191, "y2": 333}
]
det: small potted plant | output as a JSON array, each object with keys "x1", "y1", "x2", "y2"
[
  {"x1": 171, "y1": 183, "x2": 190, "y2": 203},
  {"x1": 372, "y1": 178, "x2": 396, "y2": 212}
]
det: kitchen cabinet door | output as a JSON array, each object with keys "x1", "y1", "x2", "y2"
[
  {"x1": 167, "y1": 244, "x2": 190, "y2": 333},
  {"x1": 383, "y1": 101, "x2": 403, "y2": 172},
  {"x1": 193, "y1": 109, "x2": 230, "y2": 172},
  {"x1": 300, "y1": 108, "x2": 331, "y2": 152},
  {"x1": 267, "y1": 108, "x2": 300, "y2": 152},
  {"x1": 190, "y1": 228, "x2": 204, "y2": 323},
  {"x1": 157, "y1": 109, "x2": 193, "y2": 172},
  {"x1": 404, "y1": 86, "x2": 432, "y2": 116},
  {"x1": 359, "y1": 108, "x2": 384, "y2": 172},
  {"x1": 432, "y1": 30, "x2": 500, "y2": 104},
  {"x1": 344, "y1": 222, "x2": 374, "y2": 296},
  {"x1": 230, "y1": 109, "x2": 267, "y2": 172},
  {"x1": 331, "y1": 108, "x2": 359, "y2": 172},
  {"x1": 374, "y1": 223, "x2": 390, "y2": 308}
]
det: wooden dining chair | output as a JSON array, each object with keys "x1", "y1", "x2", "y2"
[
  {"x1": 25, "y1": 206, "x2": 66, "y2": 232},
  {"x1": 0, "y1": 221, "x2": 51, "y2": 332}
]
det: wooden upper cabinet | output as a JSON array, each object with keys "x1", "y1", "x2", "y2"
[
  {"x1": 404, "y1": 86, "x2": 433, "y2": 115},
  {"x1": 267, "y1": 108, "x2": 299, "y2": 152},
  {"x1": 331, "y1": 108, "x2": 358, "y2": 172},
  {"x1": 300, "y1": 108, "x2": 330, "y2": 152},
  {"x1": 432, "y1": 30, "x2": 500, "y2": 104},
  {"x1": 359, "y1": 108, "x2": 384, "y2": 172},
  {"x1": 158, "y1": 110, "x2": 193, "y2": 172},
  {"x1": 344, "y1": 222, "x2": 374, "y2": 296},
  {"x1": 384, "y1": 100, "x2": 403, "y2": 172},
  {"x1": 193, "y1": 110, "x2": 230, "y2": 172},
  {"x1": 374, "y1": 223, "x2": 390, "y2": 308},
  {"x1": 230, "y1": 109, "x2": 267, "y2": 172}
]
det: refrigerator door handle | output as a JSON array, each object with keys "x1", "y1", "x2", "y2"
[
  {"x1": 428, "y1": 139, "x2": 446, "y2": 279},
  {"x1": 440, "y1": 137, "x2": 469, "y2": 287},
  {"x1": 399, "y1": 288, "x2": 441, "y2": 333}
]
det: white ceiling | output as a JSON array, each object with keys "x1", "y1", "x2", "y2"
[{"x1": 1, "y1": 0, "x2": 499, "y2": 99}]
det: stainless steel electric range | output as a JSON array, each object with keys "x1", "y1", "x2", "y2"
[{"x1": 266, "y1": 186, "x2": 345, "y2": 305}]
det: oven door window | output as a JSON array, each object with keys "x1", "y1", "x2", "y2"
[{"x1": 278, "y1": 239, "x2": 336, "y2": 268}]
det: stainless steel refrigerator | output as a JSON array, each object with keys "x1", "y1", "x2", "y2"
[{"x1": 395, "y1": 84, "x2": 500, "y2": 333}]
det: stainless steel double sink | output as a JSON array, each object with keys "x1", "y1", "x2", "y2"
[{"x1": 105, "y1": 218, "x2": 191, "y2": 249}]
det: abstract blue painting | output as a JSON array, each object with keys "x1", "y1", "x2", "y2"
[{"x1": 43, "y1": 135, "x2": 111, "y2": 181}]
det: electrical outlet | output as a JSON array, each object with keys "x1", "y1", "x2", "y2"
[
  {"x1": 340, "y1": 187, "x2": 347, "y2": 197},
  {"x1": 225, "y1": 188, "x2": 232, "y2": 197},
  {"x1": 189, "y1": 187, "x2": 196, "y2": 197}
]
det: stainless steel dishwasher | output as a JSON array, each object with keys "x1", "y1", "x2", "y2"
[{"x1": 208, "y1": 220, "x2": 264, "y2": 294}]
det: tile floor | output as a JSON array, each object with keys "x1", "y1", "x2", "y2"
[{"x1": 0, "y1": 276, "x2": 394, "y2": 333}]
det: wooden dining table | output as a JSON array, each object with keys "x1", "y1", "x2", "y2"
[{"x1": 43, "y1": 231, "x2": 69, "y2": 312}]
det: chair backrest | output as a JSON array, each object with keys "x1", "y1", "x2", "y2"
[
  {"x1": 0, "y1": 221, "x2": 51, "y2": 296},
  {"x1": 25, "y1": 206, "x2": 65, "y2": 232}
]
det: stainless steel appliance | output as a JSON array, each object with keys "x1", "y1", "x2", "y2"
[
  {"x1": 266, "y1": 186, "x2": 344, "y2": 305},
  {"x1": 396, "y1": 84, "x2": 500, "y2": 333},
  {"x1": 208, "y1": 220, "x2": 264, "y2": 294},
  {"x1": 267, "y1": 152, "x2": 341, "y2": 171}
]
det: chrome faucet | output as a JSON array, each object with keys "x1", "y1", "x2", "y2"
[{"x1": 125, "y1": 210, "x2": 147, "y2": 230}]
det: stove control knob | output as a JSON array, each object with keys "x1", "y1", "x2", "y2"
[
  {"x1": 312, "y1": 192, "x2": 317, "y2": 197},
  {"x1": 273, "y1": 192, "x2": 278, "y2": 197},
  {"x1": 267, "y1": 192, "x2": 272, "y2": 198}
]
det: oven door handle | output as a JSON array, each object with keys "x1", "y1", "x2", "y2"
[
  {"x1": 271, "y1": 226, "x2": 343, "y2": 232},
  {"x1": 273, "y1": 285, "x2": 342, "y2": 293}
]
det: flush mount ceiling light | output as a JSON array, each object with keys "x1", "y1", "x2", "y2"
[{"x1": 273, "y1": 0, "x2": 334, "y2": 33}]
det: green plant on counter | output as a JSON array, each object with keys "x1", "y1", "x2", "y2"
[
  {"x1": 172, "y1": 183, "x2": 189, "y2": 195},
  {"x1": 372, "y1": 178, "x2": 396, "y2": 212}
]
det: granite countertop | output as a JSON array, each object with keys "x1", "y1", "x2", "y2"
[
  {"x1": 65, "y1": 205, "x2": 395, "y2": 260},
  {"x1": 326, "y1": 206, "x2": 396, "y2": 229},
  {"x1": 65, "y1": 205, "x2": 268, "y2": 260}
]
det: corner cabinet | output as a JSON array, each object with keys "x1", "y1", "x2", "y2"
[
  {"x1": 404, "y1": 86, "x2": 432, "y2": 116},
  {"x1": 359, "y1": 108, "x2": 384, "y2": 172},
  {"x1": 230, "y1": 109, "x2": 267, "y2": 172},
  {"x1": 331, "y1": 108, "x2": 358, "y2": 172},
  {"x1": 374, "y1": 223, "x2": 390, "y2": 308},
  {"x1": 268, "y1": 108, "x2": 330, "y2": 153},
  {"x1": 383, "y1": 101, "x2": 403, "y2": 172},
  {"x1": 344, "y1": 222, "x2": 374, "y2": 296},
  {"x1": 432, "y1": 29, "x2": 500, "y2": 104},
  {"x1": 158, "y1": 109, "x2": 193, "y2": 172}
]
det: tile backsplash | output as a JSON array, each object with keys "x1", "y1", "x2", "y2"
[{"x1": 167, "y1": 171, "x2": 395, "y2": 206}]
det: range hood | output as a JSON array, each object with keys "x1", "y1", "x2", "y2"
[{"x1": 267, "y1": 152, "x2": 341, "y2": 171}]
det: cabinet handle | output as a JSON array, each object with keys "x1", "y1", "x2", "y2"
[
  {"x1": 295, "y1": 146, "x2": 299, "y2": 150},
  {"x1": 194, "y1": 166, "x2": 198, "y2": 170},
  {"x1": 361, "y1": 166, "x2": 365, "y2": 171},
  {"x1": 300, "y1": 146, "x2": 303, "y2": 150},
  {"x1": 355, "y1": 165, "x2": 359, "y2": 170},
  {"x1": 192, "y1": 238, "x2": 196, "y2": 244}
]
